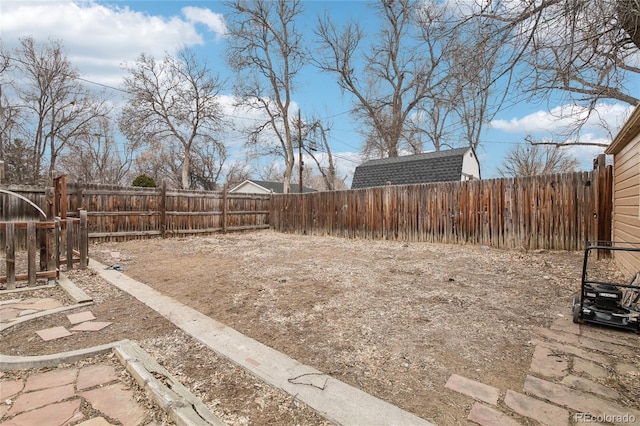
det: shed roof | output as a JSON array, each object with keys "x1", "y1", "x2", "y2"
[{"x1": 351, "y1": 147, "x2": 474, "y2": 189}]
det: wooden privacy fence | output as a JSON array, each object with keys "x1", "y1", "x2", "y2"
[
  {"x1": 1, "y1": 211, "x2": 88, "y2": 289},
  {"x1": 270, "y1": 169, "x2": 612, "y2": 251},
  {"x1": 1, "y1": 179, "x2": 271, "y2": 241},
  {"x1": 67, "y1": 183, "x2": 270, "y2": 240},
  {"x1": 2, "y1": 167, "x2": 611, "y2": 250}
]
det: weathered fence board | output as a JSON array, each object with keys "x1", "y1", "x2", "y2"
[
  {"x1": 270, "y1": 169, "x2": 612, "y2": 251},
  {"x1": 2, "y1": 168, "x2": 611, "y2": 250},
  {"x1": 1, "y1": 183, "x2": 271, "y2": 241}
]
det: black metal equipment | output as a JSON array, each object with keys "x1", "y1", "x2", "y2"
[{"x1": 572, "y1": 243, "x2": 640, "y2": 333}]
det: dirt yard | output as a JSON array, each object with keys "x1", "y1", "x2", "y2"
[{"x1": 2, "y1": 230, "x2": 623, "y2": 424}]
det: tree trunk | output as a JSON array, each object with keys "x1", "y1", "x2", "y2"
[
  {"x1": 283, "y1": 159, "x2": 293, "y2": 193},
  {"x1": 182, "y1": 147, "x2": 190, "y2": 189},
  {"x1": 617, "y1": 0, "x2": 640, "y2": 49}
]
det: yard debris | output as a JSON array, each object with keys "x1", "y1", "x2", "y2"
[{"x1": 104, "y1": 264, "x2": 124, "y2": 271}]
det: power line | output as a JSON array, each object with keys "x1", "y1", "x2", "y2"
[{"x1": 2, "y1": 52, "x2": 358, "y2": 125}]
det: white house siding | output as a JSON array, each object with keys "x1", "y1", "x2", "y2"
[
  {"x1": 460, "y1": 149, "x2": 481, "y2": 181},
  {"x1": 229, "y1": 181, "x2": 271, "y2": 194}
]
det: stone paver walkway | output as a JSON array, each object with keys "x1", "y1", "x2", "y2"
[
  {"x1": 446, "y1": 316, "x2": 640, "y2": 425},
  {"x1": 0, "y1": 363, "x2": 147, "y2": 426},
  {"x1": 0, "y1": 298, "x2": 63, "y2": 323},
  {"x1": 1, "y1": 277, "x2": 223, "y2": 426},
  {"x1": 31, "y1": 309, "x2": 112, "y2": 341}
]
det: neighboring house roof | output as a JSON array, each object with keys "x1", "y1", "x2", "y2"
[
  {"x1": 229, "y1": 179, "x2": 316, "y2": 194},
  {"x1": 606, "y1": 104, "x2": 640, "y2": 155},
  {"x1": 351, "y1": 147, "x2": 480, "y2": 189}
]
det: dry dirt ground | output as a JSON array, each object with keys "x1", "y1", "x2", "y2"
[{"x1": 1, "y1": 230, "x2": 636, "y2": 425}]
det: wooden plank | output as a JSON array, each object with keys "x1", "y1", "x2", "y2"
[
  {"x1": 66, "y1": 218, "x2": 74, "y2": 269},
  {"x1": 60, "y1": 175, "x2": 67, "y2": 218},
  {"x1": 223, "y1": 184, "x2": 228, "y2": 234},
  {"x1": 27, "y1": 222, "x2": 37, "y2": 286},
  {"x1": 160, "y1": 181, "x2": 167, "y2": 238},
  {"x1": 0, "y1": 222, "x2": 56, "y2": 230},
  {"x1": 0, "y1": 270, "x2": 59, "y2": 284},
  {"x1": 79, "y1": 210, "x2": 88, "y2": 269},
  {"x1": 87, "y1": 230, "x2": 162, "y2": 238},
  {"x1": 5, "y1": 222, "x2": 16, "y2": 289},
  {"x1": 47, "y1": 221, "x2": 59, "y2": 283}
]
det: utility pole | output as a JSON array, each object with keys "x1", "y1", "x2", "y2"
[{"x1": 298, "y1": 109, "x2": 303, "y2": 193}]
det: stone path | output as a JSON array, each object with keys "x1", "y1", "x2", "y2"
[
  {"x1": 0, "y1": 361, "x2": 147, "y2": 426},
  {"x1": 34, "y1": 310, "x2": 112, "y2": 341},
  {"x1": 0, "y1": 280, "x2": 224, "y2": 426},
  {"x1": 446, "y1": 316, "x2": 640, "y2": 425},
  {"x1": 0, "y1": 297, "x2": 63, "y2": 323}
]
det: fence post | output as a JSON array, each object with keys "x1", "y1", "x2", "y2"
[
  {"x1": 66, "y1": 218, "x2": 74, "y2": 270},
  {"x1": 40, "y1": 187, "x2": 55, "y2": 272},
  {"x1": 49, "y1": 219, "x2": 59, "y2": 284},
  {"x1": 223, "y1": 184, "x2": 228, "y2": 234},
  {"x1": 5, "y1": 222, "x2": 15, "y2": 290},
  {"x1": 79, "y1": 210, "x2": 88, "y2": 269},
  {"x1": 160, "y1": 181, "x2": 167, "y2": 238},
  {"x1": 27, "y1": 222, "x2": 36, "y2": 286},
  {"x1": 54, "y1": 217, "x2": 61, "y2": 272},
  {"x1": 59, "y1": 175, "x2": 67, "y2": 219},
  {"x1": 76, "y1": 179, "x2": 85, "y2": 210}
]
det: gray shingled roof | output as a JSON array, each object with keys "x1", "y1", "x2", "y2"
[
  {"x1": 351, "y1": 148, "x2": 472, "y2": 189},
  {"x1": 250, "y1": 180, "x2": 316, "y2": 193}
]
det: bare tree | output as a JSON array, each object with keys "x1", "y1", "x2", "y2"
[
  {"x1": 497, "y1": 144, "x2": 580, "y2": 177},
  {"x1": 0, "y1": 45, "x2": 18, "y2": 166},
  {"x1": 134, "y1": 138, "x2": 184, "y2": 189},
  {"x1": 394, "y1": 1, "x2": 501, "y2": 154},
  {"x1": 448, "y1": 24, "x2": 501, "y2": 151},
  {"x1": 225, "y1": 0, "x2": 305, "y2": 194},
  {"x1": 315, "y1": 0, "x2": 438, "y2": 159},
  {"x1": 223, "y1": 160, "x2": 252, "y2": 189},
  {"x1": 189, "y1": 141, "x2": 227, "y2": 190},
  {"x1": 257, "y1": 161, "x2": 284, "y2": 182},
  {"x1": 302, "y1": 119, "x2": 339, "y2": 191},
  {"x1": 10, "y1": 37, "x2": 107, "y2": 183},
  {"x1": 58, "y1": 117, "x2": 135, "y2": 185},
  {"x1": 120, "y1": 48, "x2": 225, "y2": 189},
  {"x1": 2, "y1": 138, "x2": 34, "y2": 184},
  {"x1": 464, "y1": 0, "x2": 639, "y2": 135}
]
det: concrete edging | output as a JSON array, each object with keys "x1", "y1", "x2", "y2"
[
  {"x1": 57, "y1": 273, "x2": 93, "y2": 304},
  {"x1": 91, "y1": 258, "x2": 434, "y2": 426},
  {"x1": 114, "y1": 339, "x2": 226, "y2": 426},
  {"x1": 0, "y1": 341, "x2": 120, "y2": 370},
  {"x1": 0, "y1": 340, "x2": 226, "y2": 425},
  {"x1": 0, "y1": 303, "x2": 95, "y2": 333},
  {"x1": 0, "y1": 272, "x2": 94, "y2": 333}
]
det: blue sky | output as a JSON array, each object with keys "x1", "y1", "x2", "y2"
[{"x1": 1, "y1": 0, "x2": 636, "y2": 186}]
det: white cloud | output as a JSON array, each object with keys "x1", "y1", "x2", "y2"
[
  {"x1": 0, "y1": 1, "x2": 222, "y2": 88},
  {"x1": 489, "y1": 103, "x2": 633, "y2": 137},
  {"x1": 182, "y1": 7, "x2": 227, "y2": 37}
]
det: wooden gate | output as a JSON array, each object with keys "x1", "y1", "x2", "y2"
[{"x1": 1, "y1": 212, "x2": 88, "y2": 290}]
